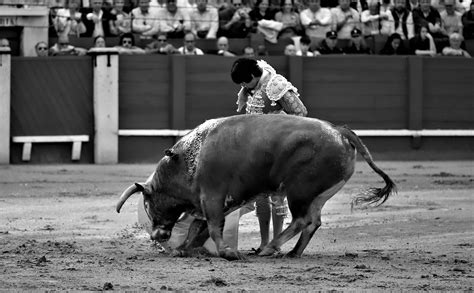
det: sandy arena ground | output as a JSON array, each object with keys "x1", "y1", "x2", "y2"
[{"x1": 0, "y1": 161, "x2": 472, "y2": 291}]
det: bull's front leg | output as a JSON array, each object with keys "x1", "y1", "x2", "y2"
[
  {"x1": 201, "y1": 192, "x2": 245, "y2": 261},
  {"x1": 173, "y1": 218, "x2": 209, "y2": 257}
]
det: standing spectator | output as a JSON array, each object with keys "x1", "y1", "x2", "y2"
[
  {"x1": 35, "y1": 41, "x2": 49, "y2": 56},
  {"x1": 409, "y1": 23, "x2": 437, "y2": 55},
  {"x1": 220, "y1": 0, "x2": 254, "y2": 37},
  {"x1": 131, "y1": 0, "x2": 160, "y2": 39},
  {"x1": 159, "y1": 0, "x2": 192, "y2": 38},
  {"x1": 317, "y1": 29, "x2": 345, "y2": 52},
  {"x1": 361, "y1": 0, "x2": 391, "y2": 37},
  {"x1": 331, "y1": 0, "x2": 361, "y2": 43},
  {"x1": 54, "y1": 0, "x2": 86, "y2": 38},
  {"x1": 145, "y1": 32, "x2": 179, "y2": 53},
  {"x1": 379, "y1": 32, "x2": 411, "y2": 54},
  {"x1": 190, "y1": 0, "x2": 219, "y2": 39},
  {"x1": 275, "y1": 0, "x2": 303, "y2": 37},
  {"x1": 296, "y1": 34, "x2": 320, "y2": 54},
  {"x1": 284, "y1": 43, "x2": 298, "y2": 54},
  {"x1": 300, "y1": 0, "x2": 333, "y2": 44},
  {"x1": 109, "y1": 0, "x2": 132, "y2": 35},
  {"x1": 250, "y1": 0, "x2": 277, "y2": 22},
  {"x1": 440, "y1": 0, "x2": 464, "y2": 35},
  {"x1": 177, "y1": 32, "x2": 205, "y2": 54},
  {"x1": 49, "y1": 35, "x2": 87, "y2": 55},
  {"x1": 462, "y1": 1, "x2": 474, "y2": 39},
  {"x1": 81, "y1": 0, "x2": 116, "y2": 37},
  {"x1": 114, "y1": 32, "x2": 147, "y2": 54},
  {"x1": 386, "y1": 0, "x2": 415, "y2": 40},
  {"x1": 217, "y1": 0, "x2": 238, "y2": 37},
  {"x1": 441, "y1": 31, "x2": 472, "y2": 55},
  {"x1": 242, "y1": 45, "x2": 256, "y2": 56},
  {"x1": 344, "y1": 27, "x2": 372, "y2": 53}
]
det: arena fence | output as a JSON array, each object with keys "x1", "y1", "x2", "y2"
[{"x1": 1, "y1": 49, "x2": 473, "y2": 164}]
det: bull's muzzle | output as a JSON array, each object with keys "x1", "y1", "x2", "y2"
[{"x1": 150, "y1": 228, "x2": 171, "y2": 242}]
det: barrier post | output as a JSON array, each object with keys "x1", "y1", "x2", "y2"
[
  {"x1": 0, "y1": 47, "x2": 11, "y2": 164},
  {"x1": 89, "y1": 48, "x2": 119, "y2": 164}
]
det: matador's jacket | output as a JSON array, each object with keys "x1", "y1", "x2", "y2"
[{"x1": 235, "y1": 60, "x2": 307, "y2": 116}]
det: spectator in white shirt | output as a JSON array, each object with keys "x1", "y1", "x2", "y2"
[
  {"x1": 131, "y1": 0, "x2": 160, "y2": 39},
  {"x1": 300, "y1": 0, "x2": 333, "y2": 44},
  {"x1": 361, "y1": 0, "x2": 391, "y2": 37},
  {"x1": 177, "y1": 32, "x2": 205, "y2": 54},
  {"x1": 331, "y1": 0, "x2": 360, "y2": 41},
  {"x1": 386, "y1": 0, "x2": 414, "y2": 40},
  {"x1": 159, "y1": 0, "x2": 192, "y2": 38},
  {"x1": 190, "y1": 0, "x2": 219, "y2": 39}
]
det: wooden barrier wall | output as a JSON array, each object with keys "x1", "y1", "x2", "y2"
[{"x1": 9, "y1": 55, "x2": 474, "y2": 163}]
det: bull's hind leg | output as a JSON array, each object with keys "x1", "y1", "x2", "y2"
[{"x1": 259, "y1": 180, "x2": 346, "y2": 257}]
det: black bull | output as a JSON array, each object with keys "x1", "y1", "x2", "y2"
[{"x1": 116, "y1": 114, "x2": 396, "y2": 260}]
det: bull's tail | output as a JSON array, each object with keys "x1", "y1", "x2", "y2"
[{"x1": 338, "y1": 125, "x2": 397, "y2": 206}]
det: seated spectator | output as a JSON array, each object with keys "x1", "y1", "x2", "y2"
[
  {"x1": 386, "y1": 0, "x2": 414, "y2": 40},
  {"x1": 284, "y1": 43, "x2": 298, "y2": 54},
  {"x1": 440, "y1": 0, "x2": 464, "y2": 36},
  {"x1": 54, "y1": 0, "x2": 86, "y2": 38},
  {"x1": 219, "y1": 0, "x2": 254, "y2": 38},
  {"x1": 109, "y1": 0, "x2": 132, "y2": 36},
  {"x1": 131, "y1": 0, "x2": 160, "y2": 39},
  {"x1": 296, "y1": 34, "x2": 320, "y2": 55},
  {"x1": 159, "y1": 0, "x2": 192, "y2": 39},
  {"x1": 379, "y1": 32, "x2": 411, "y2": 54},
  {"x1": 190, "y1": 0, "x2": 219, "y2": 39},
  {"x1": 257, "y1": 44, "x2": 269, "y2": 55},
  {"x1": 209, "y1": 36, "x2": 237, "y2": 55},
  {"x1": 412, "y1": 0, "x2": 448, "y2": 51},
  {"x1": 344, "y1": 28, "x2": 372, "y2": 53},
  {"x1": 81, "y1": 0, "x2": 116, "y2": 37},
  {"x1": 145, "y1": 33, "x2": 179, "y2": 54},
  {"x1": 275, "y1": 0, "x2": 303, "y2": 37},
  {"x1": 442, "y1": 32, "x2": 472, "y2": 56},
  {"x1": 361, "y1": 0, "x2": 391, "y2": 37},
  {"x1": 317, "y1": 30, "x2": 344, "y2": 54},
  {"x1": 462, "y1": 1, "x2": 474, "y2": 39},
  {"x1": 331, "y1": 0, "x2": 361, "y2": 43},
  {"x1": 35, "y1": 41, "x2": 49, "y2": 56},
  {"x1": 217, "y1": 0, "x2": 238, "y2": 37},
  {"x1": 93, "y1": 35, "x2": 107, "y2": 47},
  {"x1": 242, "y1": 45, "x2": 256, "y2": 57},
  {"x1": 250, "y1": 0, "x2": 277, "y2": 22},
  {"x1": 0, "y1": 38, "x2": 10, "y2": 48},
  {"x1": 409, "y1": 23, "x2": 437, "y2": 55},
  {"x1": 177, "y1": 32, "x2": 205, "y2": 54},
  {"x1": 114, "y1": 33, "x2": 147, "y2": 54},
  {"x1": 299, "y1": 0, "x2": 332, "y2": 45},
  {"x1": 50, "y1": 35, "x2": 87, "y2": 56}
]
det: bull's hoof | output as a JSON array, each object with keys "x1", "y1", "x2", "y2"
[
  {"x1": 171, "y1": 249, "x2": 189, "y2": 258},
  {"x1": 258, "y1": 246, "x2": 279, "y2": 256},
  {"x1": 219, "y1": 248, "x2": 246, "y2": 261},
  {"x1": 284, "y1": 250, "x2": 301, "y2": 258}
]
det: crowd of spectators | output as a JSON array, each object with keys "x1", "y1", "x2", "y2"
[{"x1": 19, "y1": 0, "x2": 474, "y2": 57}]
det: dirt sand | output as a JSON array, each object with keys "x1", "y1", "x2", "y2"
[{"x1": 0, "y1": 161, "x2": 472, "y2": 290}]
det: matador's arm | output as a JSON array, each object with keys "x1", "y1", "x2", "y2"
[{"x1": 278, "y1": 91, "x2": 308, "y2": 117}]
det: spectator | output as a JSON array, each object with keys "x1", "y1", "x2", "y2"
[
  {"x1": 177, "y1": 32, "x2": 205, "y2": 54},
  {"x1": 131, "y1": 0, "x2": 160, "y2": 39},
  {"x1": 361, "y1": 0, "x2": 391, "y2": 37},
  {"x1": 93, "y1": 35, "x2": 107, "y2": 47},
  {"x1": 386, "y1": 0, "x2": 414, "y2": 40},
  {"x1": 250, "y1": 0, "x2": 277, "y2": 22},
  {"x1": 53, "y1": 0, "x2": 86, "y2": 38},
  {"x1": 331, "y1": 0, "x2": 361, "y2": 44},
  {"x1": 284, "y1": 43, "x2": 298, "y2": 54},
  {"x1": 275, "y1": 0, "x2": 303, "y2": 37},
  {"x1": 0, "y1": 38, "x2": 10, "y2": 48},
  {"x1": 211, "y1": 36, "x2": 237, "y2": 55},
  {"x1": 317, "y1": 30, "x2": 345, "y2": 53},
  {"x1": 462, "y1": 1, "x2": 474, "y2": 39},
  {"x1": 217, "y1": 0, "x2": 238, "y2": 37},
  {"x1": 379, "y1": 32, "x2": 411, "y2": 54},
  {"x1": 35, "y1": 41, "x2": 49, "y2": 56},
  {"x1": 379, "y1": 0, "x2": 392, "y2": 14},
  {"x1": 257, "y1": 44, "x2": 269, "y2": 55},
  {"x1": 242, "y1": 45, "x2": 256, "y2": 57},
  {"x1": 81, "y1": 0, "x2": 116, "y2": 37},
  {"x1": 440, "y1": 0, "x2": 464, "y2": 35},
  {"x1": 344, "y1": 27, "x2": 372, "y2": 53},
  {"x1": 412, "y1": 0, "x2": 449, "y2": 50},
  {"x1": 109, "y1": 0, "x2": 132, "y2": 35},
  {"x1": 190, "y1": 0, "x2": 219, "y2": 39},
  {"x1": 409, "y1": 23, "x2": 437, "y2": 55},
  {"x1": 159, "y1": 0, "x2": 192, "y2": 38},
  {"x1": 114, "y1": 33, "x2": 147, "y2": 54},
  {"x1": 296, "y1": 34, "x2": 320, "y2": 55},
  {"x1": 145, "y1": 32, "x2": 179, "y2": 53},
  {"x1": 220, "y1": 0, "x2": 254, "y2": 38},
  {"x1": 49, "y1": 35, "x2": 87, "y2": 56},
  {"x1": 300, "y1": 0, "x2": 333, "y2": 45},
  {"x1": 441, "y1": 31, "x2": 472, "y2": 55}
]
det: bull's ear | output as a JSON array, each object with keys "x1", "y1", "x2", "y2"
[{"x1": 164, "y1": 149, "x2": 178, "y2": 160}]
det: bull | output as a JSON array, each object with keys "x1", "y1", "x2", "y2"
[{"x1": 116, "y1": 114, "x2": 396, "y2": 260}]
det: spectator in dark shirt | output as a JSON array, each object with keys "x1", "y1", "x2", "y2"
[
  {"x1": 317, "y1": 30, "x2": 344, "y2": 54},
  {"x1": 412, "y1": 0, "x2": 448, "y2": 51},
  {"x1": 379, "y1": 32, "x2": 411, "y2": 54},
  {"x1": 81, "y1": 0, "x2": 116, "y2": 37},
  {"x1": 462, "y1": 1, "x2": 474, "y2": 39},
  {"x1": 409, "y1": 23, "x2": 437, "y2": 55},
  {"x1": 249, "y1": 0, "x2": 276, "y2": 22},
  {"x1": 344, "y1": 28, "x2": 372, "y2": 54}
]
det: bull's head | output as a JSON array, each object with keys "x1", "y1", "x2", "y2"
[{"x1": 116, "y1": 150, "x2": 189, "y2": 242}]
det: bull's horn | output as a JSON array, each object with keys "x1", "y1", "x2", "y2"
[{"x1": 116, "y1": 184, "x2": 139, "y2": 213}]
